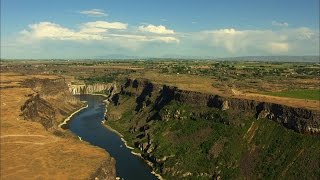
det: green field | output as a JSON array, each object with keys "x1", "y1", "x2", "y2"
[{"x1": 264, "y1": 89, "x2": 320, "y2": 101}]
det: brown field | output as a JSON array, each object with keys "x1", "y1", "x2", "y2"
[
  {"x1": 0, "y1": 73, "x2": 113, "y2": 179},
  {"x1": 132, "y1": 71, "x2": 320, "y2": 110}
]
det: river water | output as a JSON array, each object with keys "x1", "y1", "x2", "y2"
[{"x1": 67, "y1": 95, "x2": 157, "y2": 180}]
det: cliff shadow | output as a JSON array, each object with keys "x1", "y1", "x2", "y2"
[
  {"x1": 148, "y1": 85, "x2": 176, "y2": 121},
  {"x1": 207, "y1": 95, "x2": 223, "y2": 108},
  {"x1": 135, "y1": 82, "x2": 154, "y2": 112}
]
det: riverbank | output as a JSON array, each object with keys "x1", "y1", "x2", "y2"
[
  {"x1": 91, "y1": 93, "x2": 109, "y2": 98},
  {"x1": 103, "y1": 124, "x2": 134, "y2": 150},
  {"x1": 103, "y1": 122, "x2": 164, "y2": 180},
  {"x1": 59, "y1": 102, "x2": 88, "y2": 128}
]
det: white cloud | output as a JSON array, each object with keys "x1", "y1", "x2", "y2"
[
  {"x1": 272, "y1": 21, "x2": 289, "y2": 27},
  {"x1": 19, "y1": 21, "x2": 179, "y2": 48},
  {"x1": 108, "y1": 34, "x2": 179, "y2": 43},
  {"x1": 197, "y1": 27, "x2": 319, "y2": 54},
  {"x1": 80, "y1": 9, "x2": 107, "y2": 17},
  {"x1": 293, "y1": 27, "x2": 315, "y2": 40},
  {"x1": 201, "y1": 28, "x2": 256, "y2": 53},
  {"x1": 20, "y1": 22, "x2": 103, "y2": 40},
  {"x1": 269, "y1": 42, "x2": 289, "y2": 53},
  {"x1": 83, "y1": 21, "x2": 128, "y2": 30},
  {"x1": 138, "y1": 24, "x2": 175, "y2": 34},
  {"x1": 15, "y1": 20, "x2": 318, "y2": 56},
  {"x1": 152, "y1": 36, "x2": 179, "y2": 43}
]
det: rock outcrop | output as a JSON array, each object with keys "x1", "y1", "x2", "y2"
[
  {"x1": 21, "y1": 78, "x2": 83, "y2": 128},
  {"x1": 19, "y1": 77, "x2": 117, "y2": 179},
  {"x1": 21, "y1": 93, "x2": 56, "y2": 129},
  {"x1": 117, "y1": 78, "x2": 320, "y2": 134},
  {"x1": 69, "y1": 83, "x2": 117, "y2": 95},
  {"x1": 105, "y1": 78, "x2": 320, "y2": 179}
]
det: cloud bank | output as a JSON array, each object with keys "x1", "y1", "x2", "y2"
[
  {"x1": 7, "y1": 17, "x2": 319, "y2": 58},
  {"x1": 198, "y1": 27, "x2": 318, "y2": 55},
  {"x1": 20, "y1": 21, "x2": 179, "y2": 44}
]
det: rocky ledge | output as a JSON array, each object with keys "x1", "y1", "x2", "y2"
[
  {"x1": 19, "y1": 77, "x2": 116, "y2": 179},
  {"x1": 115, "y1": 78, "x2": 320, "y2": 134}
]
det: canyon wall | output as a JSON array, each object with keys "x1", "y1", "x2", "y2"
[
  {"x1": 19, "y1": 77, "x2": 116, "y2": 179},
  {"x1": 105, "y1": 78, "x2": 320, "y2": 179},
  {"x1": 21, "y1": 78, "x2": 82, "y2": 129},
  {"x1": 69, "y1": 83, "x2": 117, "y2": 95},
  {"x1": 119, "y1": 78, "x2": 320, "y2": 134}
]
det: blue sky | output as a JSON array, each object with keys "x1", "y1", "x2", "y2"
[{"x1": 1, "y1": 0, "x2": 319, "y2": 59}]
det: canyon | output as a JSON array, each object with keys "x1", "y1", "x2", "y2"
[
  {"x1": 1, "y1": 72, "x2": 319, "y2": 180},
  {"x1": 104, "y1": 78, "x2": 320, "y2": 179},
  {"x1": 0, "y1": 73, "x2": 116, "y2": 179},
  {"x1": 108, "y1": 78, "x2": 320, "y2": 134}
]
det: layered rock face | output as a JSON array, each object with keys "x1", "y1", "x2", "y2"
[
  {"x1": 105, "y1": 78, "x2": 320, "y2": 179},
  {"x1": 18, "y1": 77, "x2": 116, "y2": 179},
  {"x1": 69, "y1": 83, "x2": 117, "y2": 95},
  {"x1": 21, "y1": 94, "x2": 57, "y2": 129},
  {"x1": 119, "y1": 78, "x2": 320, "y2": 134},
  {"x1": 21, "y1": 78, "x2": 83, "y2": 128}
]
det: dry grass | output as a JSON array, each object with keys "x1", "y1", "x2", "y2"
[
  {"x1": 131, "y1": 71, "x2": 320, "y2": 111},
  {"x1": 0, "y1": 72, "x2": 112, "y2": 179},
  {"x1": 131, "y1": 71, "x2": 223, "y2": 95}
]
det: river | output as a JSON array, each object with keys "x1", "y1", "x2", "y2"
[{"x1": 67, "y1": 95, "x2": 157, "y2": 180}]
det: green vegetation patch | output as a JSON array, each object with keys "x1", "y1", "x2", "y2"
[
  {"x1": 106, "y1": 93, "x2": 320, "y2": 179},
  {"x1": 264, "y1": 89, "x2": 320, "y2": 101}
]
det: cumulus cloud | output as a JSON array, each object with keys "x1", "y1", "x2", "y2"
[
  {"x1": 20, "y1": 22, "x2": 102, "y2": 40},
  {"x1": 138, "y1": 24, "x2": 175, "y2": 34},
  {"x1": 272, "y1": 21, "x2": 289, "y2": 27},
  {"x1": 198, "y1": 27, "x2": 318, "y2": 54},
  {"x1": 269, "y1": 42, "x2": 289, "y2": 53},
  {"x1": 16, "y1": 20, "x2": 318, "y2": 55},
  {"x1": 80, "y1": 9, "x2": 107, "y2": 17},
  {"x1": 19, "y1": 21, "x2": 179, "y2": 46}
]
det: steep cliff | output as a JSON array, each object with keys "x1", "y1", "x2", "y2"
[
  {"x1": 105, "y1": 78, "x2": 320, "y2": 179},
  {"x1": 69, "y1": 83, "x2": 117, "y2": 95},
  {"x1": 118, "y1": 78, "x2": 320, "y2": 134},
  {"x1": 20, "y1": 78, "x2": 84, "y2": 127},
  {"x1": 17, "y1": 77, "x2": 116, "y2": 179}
]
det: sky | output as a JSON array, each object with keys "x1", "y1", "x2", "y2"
[{"x1": 1, "y1": 0, "x2": 319, "y2": 59}]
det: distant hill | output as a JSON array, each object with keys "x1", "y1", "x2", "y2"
[
  {"x1": 2, "y1": 55, "x2": 319, "y2": 62},
  {"x1": 94, "y1": 55, "x2": 319, "y2": 62}
]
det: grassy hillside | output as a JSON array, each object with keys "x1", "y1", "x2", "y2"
[{"x1": 106, "y1": 93, "x2": 320, "y2": 179}]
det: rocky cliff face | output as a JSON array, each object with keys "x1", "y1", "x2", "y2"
[
  {"x1": 118, "y1": 78, "x2": 320, "y2": 134},
  {"x1": 21, "y1": 94, "x2": 57, "y2": 129},
  {"x1": 69, "y1": 83, "x2": 117, "y2": 95},
  {"x1": 20, "y1": 78, "x2": 83, "y2": 128},
  {"x1": 19, "y1": 77, "x2": 117, "y2": 179},
  {"x1": 106, "y1": 78, "x2": 320, "y2": 179}
]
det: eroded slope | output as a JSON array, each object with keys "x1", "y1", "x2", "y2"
[
  {"x1": 105, "y1": 78, "x2": 320, "y2": 179},
  {"x1": 0, "y1": 73, "x2": 115, "y2": 179}
]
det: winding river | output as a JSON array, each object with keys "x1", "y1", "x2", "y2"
[{"x1": 67, "y1": 95, "x2": 157, "y2": 180}]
